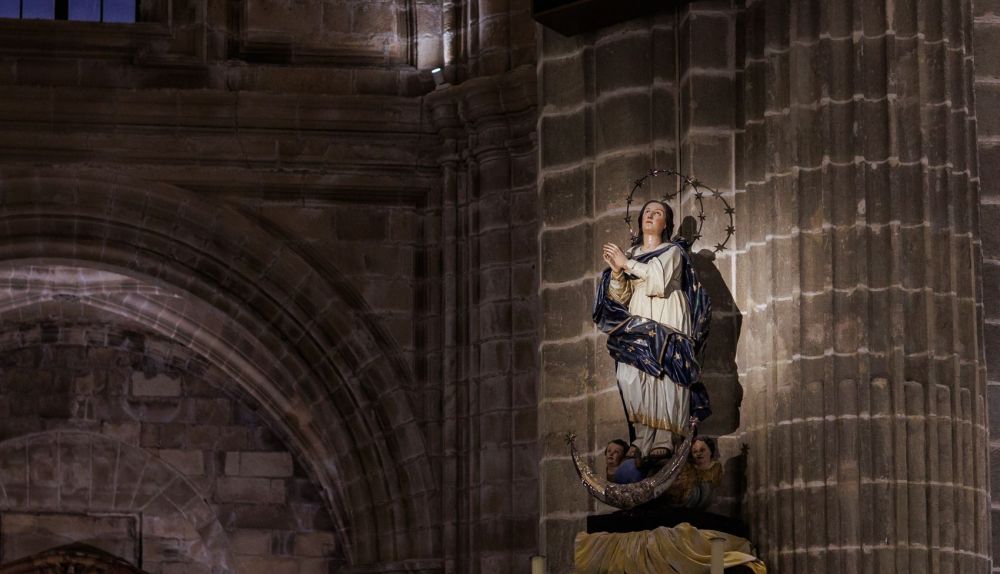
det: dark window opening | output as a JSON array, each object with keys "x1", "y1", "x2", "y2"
[{"x1": 0, "y1": 0, "x2": 137, "y2": 22}]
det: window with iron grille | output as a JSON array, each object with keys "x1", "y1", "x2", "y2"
[{"x1": 0, "y1": 0, "x2": 137, "y2": 22}]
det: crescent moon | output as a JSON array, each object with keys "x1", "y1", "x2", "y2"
[{"x1": 565, "y1": 418, "x2": 696, "y2": 509}]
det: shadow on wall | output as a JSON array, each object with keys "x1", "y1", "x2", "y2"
[
  {"x1": 679, "y1": 215, "x2": 746, "y2": 517},
  {"x1": 677, "y1": 216, "x2": 743, "y2": 437}
]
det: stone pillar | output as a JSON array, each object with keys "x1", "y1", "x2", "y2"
[
  {"x1": 972, "y1": 0, "x2": 1000, "y2": 565},
  {"x1": 740, "y1": 0, "x2": 989, "y2": 571},
  {"x1": 454, "y1": 0, "x2": 535, "y2": 80},
  {"x1": 425, "y1": 64, "x2": 539, "y2": 574}
]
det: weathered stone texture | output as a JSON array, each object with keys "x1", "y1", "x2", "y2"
[
  {"x1": 737, "y1": 0, "x2": 989, "y2": 571},
  {"x1": 0, "y1": 0, "x2": 514, "y2": 569},
  {"x1": 537, "y1": 5, "x2": 745, "y2": 571},
  {"x1": 536, "y1": 0, "x2": 994, "y2": 571},
  {"x1": 976, "y1": 0, "x2": 1000, "y2": 567},
  {"x1": 1, "y1": 513, "x2": 137, "y2": 567},
  {"x1": 422, "y1": 63, "x2": 539, "y2": 573},
  {"x1": 3, "y1": 0, "x2": 997, "y2": 572},
  {"x1": 0, "y1": 340, "x2": 341, "y2": 573}
]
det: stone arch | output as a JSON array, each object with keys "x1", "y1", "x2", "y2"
[
  {"x1": 0, "y1": 167, "x2": 436, "y2": 566},
  {"x1": 0, "y1": 544, "x2": 149, "y2": 574},
  {"x1": 0, "y1": 430, "x2": 230, "y2": 572}
]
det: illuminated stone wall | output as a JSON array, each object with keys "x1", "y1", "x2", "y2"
[
  {"x1": 538, "y1": 0, "x2": 994, "y2": 572},
  {"x1": 974, "y1": 0, "x2": 1000, "y2": 569},
  {"x1": 2, "y1": 0, "x2": 1000, "y2": 572},
  {"x1": 536, "y1": 5, "x2": 746, "y2": 572}
]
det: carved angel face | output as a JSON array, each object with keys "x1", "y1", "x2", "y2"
[
  {"x1": 691, "y1": 439, "x2": 712, "y2": 469},
  {"x1": 605, "y1": 442, "x2": 626, "y2": 468}
]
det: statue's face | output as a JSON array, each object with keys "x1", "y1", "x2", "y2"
[
  {"x1": 605, "y1": 443, "x2": 626, "y2": 467},
  {"x1": 641, "y1": 202, "x2": 668, "y2": 236},
  {"x1": 691, "y1": 440, "x2": 712, "y2": 468}
]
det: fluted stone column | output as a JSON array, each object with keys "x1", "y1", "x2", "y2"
[
  {"x1": 424, "y1": 65, "x2": 539, "y2": 574},
  {"x1": 974, "y1": 0, "x2": 1000, "y2": 567},
  {"x1": 740, "y1": 0, "x2": 989, "y2": 572}
]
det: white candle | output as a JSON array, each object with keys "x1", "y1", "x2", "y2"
[
  {"x1": 709, "y1": 536, "x2": 726, "y2": 574},
  {"x1": 531, "y1": 555, "x2": 546, "y2": 574}
]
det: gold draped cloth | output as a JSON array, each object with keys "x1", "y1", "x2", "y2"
[{"x1": 575, "y1": 522, "x2": 766, "y2": 573}]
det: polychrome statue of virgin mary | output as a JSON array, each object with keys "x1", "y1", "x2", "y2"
[{"x1": 594, "y1": 199, "x2": 711, "y2": 465}]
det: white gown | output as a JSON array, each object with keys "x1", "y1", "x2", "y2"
[{"x1": 607, "y1": 242, "x2": 691, "y2": 454}]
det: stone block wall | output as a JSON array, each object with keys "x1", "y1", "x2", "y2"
[
  {"x1": 675, "y1": 2, "x2": 745, "y2": 516},
  {"x1": 537, "y1": 5, "x2": 744, "y2": 570},
  {"x1": 539, "y1": 0, "x2": 995, "y2": 571},
  {"x1": 0, "y1": 1, "x2": 540, "y2": 571},
  {"x1": 0, "y1": 0, "x2": 442, "y2": 96},
  {"x1": 1, "y1": 0, "x2": 998, "y2": 571},
  {"x1": 24, "y1": 0, "x2": 988, "y2": 570},
  {"x1": 0, "y1": 330, "x2": 340, "y2": 573},
  {"x1": 975, "y1": 0, "x2": 1000, "y2": 569},
  {"x1": 451, "y1": 0, "x2": 535, "y2": 80},
  {"x1": 738, "y1": 0, "x2": 988, "y2": 570},
  {"x1": 246, "y1": 201, "x2": 423, "y2": 416}
]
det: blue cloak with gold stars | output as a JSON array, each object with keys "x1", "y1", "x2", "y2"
[{"x1": 592, "y1": 240, "x2": 711, "y2": 421}]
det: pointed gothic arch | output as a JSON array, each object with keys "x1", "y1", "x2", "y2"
[
  {"x1": 0, "y1": 543, "x2": 148, "y2": 574},
  {"x1": 0, "y1": 167, "x2": 437, "y2": 567}
]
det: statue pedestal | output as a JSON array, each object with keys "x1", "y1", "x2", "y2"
[
  {"x1": 576, "y1": 508, "x2": 766, "y2": 574},
  {"x1": 586, "y1": 506, "x2": 749, "y2": 537}
]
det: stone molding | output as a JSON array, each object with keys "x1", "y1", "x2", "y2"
[
  {"x1": 0, "y1": 86, "x2": 428, "y2": 134},
  {"x1": 229, "y1": 1, "x2": 414, "y2": 68},
  {"x1": 0, "y1": 85, "x2": 439, "y2": 204},
  {"x1": 0, "y1": 19, "x2": 172, "y2": 59}
]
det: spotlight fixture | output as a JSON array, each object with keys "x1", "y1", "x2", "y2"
[{"x1": 431, "y1": 67, "x2": 445, "y2": 87}]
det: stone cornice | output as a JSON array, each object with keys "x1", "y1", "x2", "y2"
[
  {"x1": 0, "y1": 19, "x2": 173, "y2": 57},
  {"x1": 0, "y1": 86, "x2": 429, "y2": 134},
  {"x1": 0, "y1": 85, "x2": 443, "y2": 178},
  {"x1": 424, "y1": 64, "x2": 538, "y2": 140}
]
